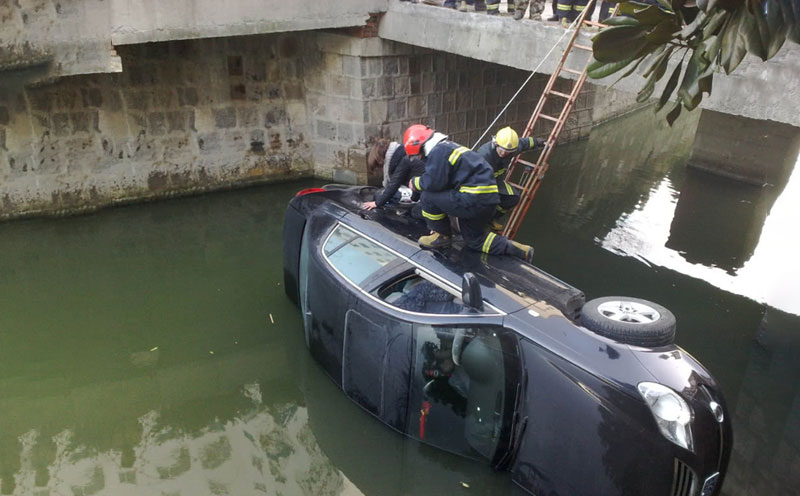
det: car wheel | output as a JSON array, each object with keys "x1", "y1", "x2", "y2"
[{"x1": 580, "y1": 297, "x2": 676, "y2": 347}]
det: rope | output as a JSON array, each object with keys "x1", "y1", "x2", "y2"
[{"x1": 470, "y1": 16, "x2": 582, "y2": 150}]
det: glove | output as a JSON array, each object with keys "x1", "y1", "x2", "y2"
[{"x1": 534, "y1": 138, "x2": 546, "y2": 148}]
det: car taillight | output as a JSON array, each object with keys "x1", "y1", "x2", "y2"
[{"x1": 295, "y1": 188, "x2": 327, "y2": 197}]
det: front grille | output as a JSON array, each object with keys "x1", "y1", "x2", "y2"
[{"x1": 671, "y1": 459, "x2": 697, "y2": 496}]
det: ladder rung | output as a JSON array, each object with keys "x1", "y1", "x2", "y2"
[
  {"x1": 539, "y1": 114, "x2": 559, "y2": 122},
  {"x1": 574, "y1": 44, "x2": 592, "y2": 51},
  {"x1": 506, "y1": 182, "x2": 525, "y2": 190},
  {"x1": 517, "y1": 158, "x2": 536, "y2": 168},
  {"x1": 548, "y1": 90, "x2": 571, "y2": 99},
  {"x1": 561, "y1": 67, "x2": 583, "y2": 75}
]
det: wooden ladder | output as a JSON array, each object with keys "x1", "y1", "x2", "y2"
[{"x1": 502, "y1": 1, "x2": 609, "y2": 239}]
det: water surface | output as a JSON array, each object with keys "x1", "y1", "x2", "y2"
[{"x1": 1, "y1": 107, "x2": 798, "y2": 495}]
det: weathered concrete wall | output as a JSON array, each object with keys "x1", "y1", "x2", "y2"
[
  {"x1": 110, "y1": 0, "x2": 389, "y2": 45},
  {"x1": 689, "y1": 110, "x2": 800, "y2": 186},
  {"x1": 0, "y1": 0, "x2": 121, "y2": 84},
  {"x1": 0, "y1": 33, "x2": 313, "y2": 218},
  {"x1": 0, "y1": 0, "x2": 388, "y2": 85}
]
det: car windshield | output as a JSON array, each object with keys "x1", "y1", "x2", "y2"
[
  {"x1": 406, "y1": 325, "x2": 521, "y2": 462},
  {"x1": 323, "y1": 224, "x2": 398, "y2": 285}
]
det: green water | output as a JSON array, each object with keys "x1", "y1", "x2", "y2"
[{"x1": 1, "y1": 107, "x2": 798, "y2": 495}]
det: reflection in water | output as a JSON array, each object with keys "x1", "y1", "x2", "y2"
[
  {"x1": 518, "y1": 107, "x2": 800, "y2": 496},
  {"x1": 600, "y1": 156, "x2": 800, "y2": 316},
  {"x1": 4, "y1": 390, "x2": 361, "y2": 496}
]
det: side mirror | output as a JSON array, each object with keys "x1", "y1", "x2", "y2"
[{"x1": 462, "y1": 272, "x2": 484, "y2": 311}]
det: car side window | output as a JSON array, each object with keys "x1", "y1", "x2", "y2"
[
  {"x1": 323, "y1": 224, "x2": 398, "y2": 286},
  {"x1": 407, "y1": 325, "x2": 521, "y2": 462},
  {"x1": 380, "y1": 274, "x2": 466, "y2": 315}
]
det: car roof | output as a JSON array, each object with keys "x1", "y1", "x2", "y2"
[{"x1": 294, "y1": 188, "x2": 585, "y2": 320}]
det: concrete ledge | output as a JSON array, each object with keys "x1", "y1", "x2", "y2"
[
  {"x1": 110, "y1": 0, "x2": 390, "y2": 45},
  {"x1": 379, "y1": 2, "x2": 593, "y2": 79},
  {"x1": 315, "y1": 32, "x2": 414, "y2": 58}
]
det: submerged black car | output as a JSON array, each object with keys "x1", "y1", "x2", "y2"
[{"x1": 282, "y1": 186, "x2": 731, "y2": 496}]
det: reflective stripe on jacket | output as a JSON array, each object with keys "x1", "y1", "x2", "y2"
[{"x1": 415, "y1": 141, "x2": 498, "y2": 196}]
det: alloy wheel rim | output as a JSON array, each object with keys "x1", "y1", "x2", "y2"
[{"x1": 597, "y1": 301, "x2": 661, "y2": 324}]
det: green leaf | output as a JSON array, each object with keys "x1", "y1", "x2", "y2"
[
  {"x1": 619, "y1": 1, "x2": 654, "y2": 16},
  {"x1": 611, "y1": 55, "x2": 648, "y2": 84},
  {"x1": 745, "y1": 8, "x2": 770, "y2": 59},
  {"x1": 656, "y1": 56, "x2": 684, "y2": 111},
  {"x1": 764, "y1": 0, "x2": 789, "y2": 57},
  {"x1": 591, "y1": 25, "x2": 649, "y2": 62},
  {"x1": 629, "y1": 4, "x2": 676, "y2": 25},
  {"x1": 647, "y1": 19, "x2": 681, "y2": 43},
  {"x1": 679, "y1": 9, "x2": 708, "y2": 39},
  {"x1": 702, "y1": 9, "x2": 729, "y2": 38},
  {"x1": 603, "y1": 16, "x2": 641, "y2": 27},
  {"x1": 637, "y1": 47, "x2": 672, "y2": 102},
  {"x1": 666, "y1": 101, "x2": 682, "y2": 126},
  {"x1": 642, "y1": 45, "x2": 671, "y2": 78},
  {"x1": 587, "y1": 57, "x2": 638, "y2": 79},
  {"x1": 677, "y1": 47, "x2": 707, "y2": 109},
  {"x1": 656, "y1": 0, "x2": 674, "y2": 11},
  {"x1": 719, "y1": 6, "x2": 749, "y2": 73}
]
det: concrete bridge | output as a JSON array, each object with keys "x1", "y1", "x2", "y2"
[{"x1": 1, "y1": 0, "x2": 798, "y2": 219}]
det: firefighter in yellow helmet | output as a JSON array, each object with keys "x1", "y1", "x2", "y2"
[{"x1": 476, "y1": 126, "x2": 545, "y2": 232}]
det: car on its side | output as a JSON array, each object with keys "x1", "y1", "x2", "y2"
[{"x1": 282, "y1": 185, "x2": 731, "y2": 496}]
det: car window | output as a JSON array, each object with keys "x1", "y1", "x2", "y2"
[
  {"x1": 323, "y1": 224, "x2": 399, "y2": 286},
  {"x1": 406, "y1": 325, "x2": 521, "y2": 461},
  {"x1": 380, "y1": 274, "x2": 466, "y2": 315}
]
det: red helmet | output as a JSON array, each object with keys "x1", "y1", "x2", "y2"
[{"x1": 403, "y1": 124, "x2": 434, "y2": 156}]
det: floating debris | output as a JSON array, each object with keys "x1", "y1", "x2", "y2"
[
  {"x1": 461, "y1": 481, "x2": 470, "y2": 488},
  {"x1": 209, "y1": 351, "x2": 215, "y2": 355},
  {"x1": 150, "y1": 346, "x2": 159, "y2": 352},
  {"x1": 269, "y1": 313, "x2": 274, "y2": 324}
]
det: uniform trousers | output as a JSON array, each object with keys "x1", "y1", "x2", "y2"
[{"x1": 420, "y1": 190, "x2": 515, "y2": 255}]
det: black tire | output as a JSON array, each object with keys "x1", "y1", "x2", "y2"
[{"x1": 580, "y1": 296, "x2": 676, "y2": 347}]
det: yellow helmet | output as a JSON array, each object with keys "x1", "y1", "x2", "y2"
[{"x1": 494, "y1": 127, "x2": 519, "y2": 151}]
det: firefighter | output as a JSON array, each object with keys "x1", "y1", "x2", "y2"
[
  {"x1": 555, "y1": 0, "x2": 589, "y2": 26},
  {"x1": 510, "y1": 0, "x2": 545, "y2": 20},
  {"x1": 476, "y1": 127, "x2": 545, "y2": 232},
  {"x1": 446, "y1": 0, "x2": 486, "y2": 11},
  {"x1": 403, "y1": 124, "x2": 534, "y2": 261},
  {"x1": 486, "y1": 0, "x2": 510, "y2": 15},
  {"x1": 598, "y1": 0, "x2": 615, "y2": 20}
]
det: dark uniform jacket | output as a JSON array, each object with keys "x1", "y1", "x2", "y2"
[
  {"x1": 476, "y1": 136, "x2": 543, "y2": 179},
  {"x1": 375, "y1": 147, "x2": 426, "y2": 207},
  {"x1": 412, "y1": 141, "x2": 498, "y2": 198}
]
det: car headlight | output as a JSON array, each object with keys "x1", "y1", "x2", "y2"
[{"x1": 637, "y1": 382, "x2": 694, "y2": 452}]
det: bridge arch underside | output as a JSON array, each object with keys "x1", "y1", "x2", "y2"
[{"x1": 1, "y1": 28, "x2": 798, "y2": 220}]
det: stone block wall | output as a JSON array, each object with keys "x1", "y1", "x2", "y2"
[
  {"x1": 307, "y1": 33, "x2": 595, "y2": 185},
  {"x1": 1, "y1": 30, "x2": 599, "y2": 219},
  {"x1": 0, "y1": 33, "x2": 313, "y2": 218}
]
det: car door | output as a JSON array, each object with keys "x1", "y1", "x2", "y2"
[
  {"x1": 404, "y1": 324, "x2": 523, "y2": 465},
  {"x1": 303, "y1": 218, "x2": 405, "y2": 387},
  {"x1": 342, "y1": 300, "x2": 413, "y2": 432}
]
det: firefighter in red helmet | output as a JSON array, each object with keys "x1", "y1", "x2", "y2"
[{"x1": 402, "y1": 124, "x2": 534, "y2": 261}]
